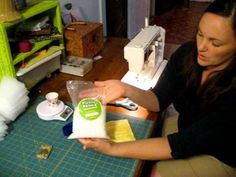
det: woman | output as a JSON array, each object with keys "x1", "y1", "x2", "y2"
[{"x1": 78, "y1": 0, "x2": 236, "y2": 176}]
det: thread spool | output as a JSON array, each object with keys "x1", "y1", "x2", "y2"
[{"x1": 145, "y1": 17, "x2": 149, "y2": 27}]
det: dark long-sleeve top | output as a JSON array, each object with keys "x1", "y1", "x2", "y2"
[{"x1": 152, "y1": 41, "x2": 236, "y2": 167}]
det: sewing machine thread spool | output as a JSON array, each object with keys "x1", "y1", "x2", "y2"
[
  {"x1": 155, "y1": 41, "x2": 159, "y2": 46},
  {"x1": 145, "y1": 17, "x2": 149, "y2": 27}
]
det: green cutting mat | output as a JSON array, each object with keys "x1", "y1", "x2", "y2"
[{"x1": 0, "y1": 97, "x2": 154, "y2": 177}]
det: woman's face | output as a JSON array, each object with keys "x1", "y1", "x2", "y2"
[{"x1": 196, "y1": 12, "x2": 236, "y2": 71}]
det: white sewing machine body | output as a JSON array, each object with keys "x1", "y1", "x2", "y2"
[{"x1": 122, "y1": 24, "x2": 167, "y2": 90}]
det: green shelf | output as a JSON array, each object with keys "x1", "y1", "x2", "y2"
[
  {"x1": 13, "y1": 40, "x2": 52, "y2": 65},
  {"x1": 4, "y1": 1, "x2": 59, "y2": 28},
  {"x1": 0, "y1": 0, "x2": 64, "y2": 83}
]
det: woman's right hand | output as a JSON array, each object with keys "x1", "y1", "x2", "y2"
[
  {"x1": 78, "y1": 138, "x2": 113, "y2": 155},
  {"x1": 79, "y1": 80, "x2": 126, "y2": 104}
]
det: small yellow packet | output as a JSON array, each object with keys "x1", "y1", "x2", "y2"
[
  {"x1": 36, "y1": 145, "x2": 52, "y2": 159},
  {"x1": 106, "y1": 119, "x2": 135, "y2": 143}
]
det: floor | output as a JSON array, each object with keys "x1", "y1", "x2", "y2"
[{"x1": 151, "y1": 1, "x2": 211, "y2": 45}]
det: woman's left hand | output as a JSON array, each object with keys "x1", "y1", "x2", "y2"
[{"x1": 78, "y1": 80, "x2": 126, "y2": 104}]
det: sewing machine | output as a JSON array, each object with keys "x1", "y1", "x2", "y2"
[{"x1": 121, "y1": 21, "x2": 167, "y2": 90}]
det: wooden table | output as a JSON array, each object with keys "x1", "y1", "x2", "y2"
[
  {"x1": 30, "y1": 37, "x2": 178, "y2": 177},
  {"x1": 31, "y1": 37, "x2": 161, "y2": 121}
]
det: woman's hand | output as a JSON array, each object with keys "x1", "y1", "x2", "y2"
[
  {"x1": 79, "y1": 137, "x2": 172, "y2": 160},
  {"x1": 79, "y1": 80, "x2": 126, "y2": 104},
  {"x1": 78, "y1": 79, "x2": 160, "y2": 112},
  {"x1": 78, "y1": 138, "x2": 113, "y2": 155}
]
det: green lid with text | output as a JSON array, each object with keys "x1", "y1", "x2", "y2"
[{"x1": 77, "y1": 98, "x2": 102, "y2": 120}]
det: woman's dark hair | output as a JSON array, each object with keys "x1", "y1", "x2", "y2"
[
  {"x1": 205, "y1": 0, "x2": 236, "y2": 34},
  {"x1": 182, "y1": 0, "x2": 236, "y2": 109}
]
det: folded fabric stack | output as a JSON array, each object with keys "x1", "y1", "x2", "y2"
[{"x1": 0, "y1": 76, "x2": 29, "y2": 140}]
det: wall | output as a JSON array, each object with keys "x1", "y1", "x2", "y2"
[
  {"x1": 128, "y1": 0, "x2": 150, "y2": 39},
  {"x1": 59, "y1": 0, "x2": 150, "y2": 39},
  {"x1": 59, "y1": 0, "x2": 107, "y2": 35}
]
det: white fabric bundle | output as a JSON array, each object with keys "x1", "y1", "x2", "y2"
[
  {"x1": 0, "y1": 76, "x2": 29, "y2": 140},
  {"x1": 0, "y1": 96, "x2": 29, "y2": 123},
  {"x1": 0, "y1": 76, "x2": 28, "y2": 100},
  {"x1": 0, "y1": 115, "x2": 8, "y2": 141}
]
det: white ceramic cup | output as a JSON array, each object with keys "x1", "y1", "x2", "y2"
[{"x1": 45, "y1": 92, "x2": 59, "y2": 107}]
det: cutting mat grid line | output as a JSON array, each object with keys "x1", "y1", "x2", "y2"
[{"x1": 0, "y1": 96, "x2": 154, "y2": 177}]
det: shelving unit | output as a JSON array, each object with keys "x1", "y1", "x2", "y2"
[
  {"x1": 13, "y1": 39, "x2": 52, "y2": 65},
  {"x1": 0, "y1": 0, "x2": 64, "y2": 88}
]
